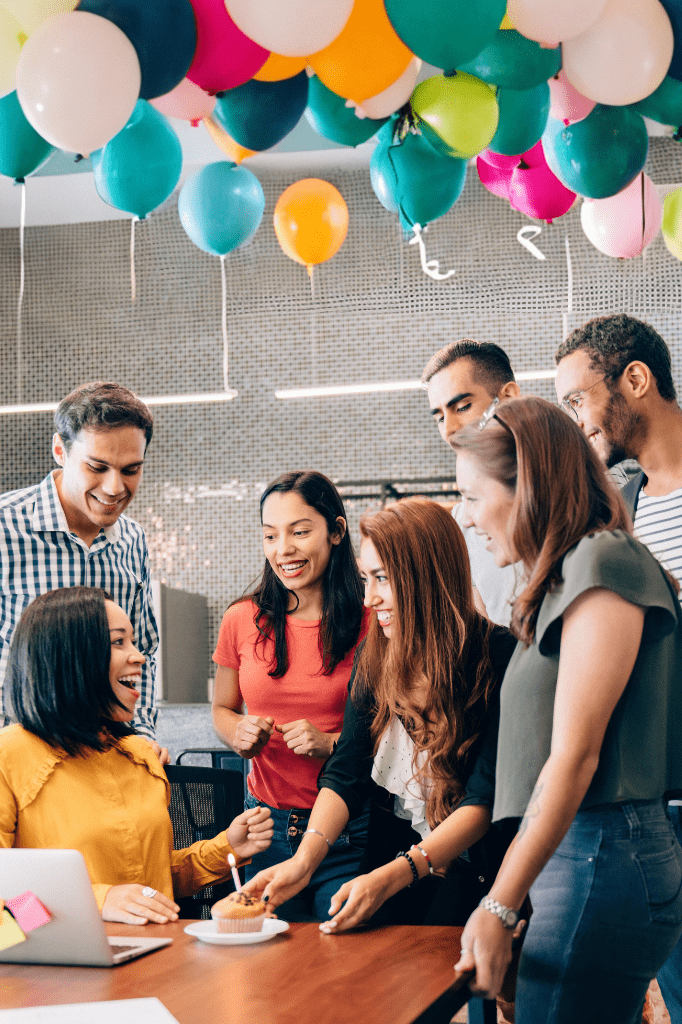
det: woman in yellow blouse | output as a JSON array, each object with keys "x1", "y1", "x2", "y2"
[{"x1": 0, "y1": 587, "x2": 273, "y2": 925}]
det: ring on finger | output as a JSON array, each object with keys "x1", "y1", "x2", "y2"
[{"x1": 142, "y1": 886, "x2": 158, "y2": 898}]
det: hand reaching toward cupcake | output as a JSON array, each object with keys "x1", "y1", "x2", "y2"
[{"x1": 226, "y1": 805, "x2": 274, "y2": 861}]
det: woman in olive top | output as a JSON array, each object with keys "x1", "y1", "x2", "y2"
[{"x1": 451, "y1": 396, "x2": 682, "y2": 1024}]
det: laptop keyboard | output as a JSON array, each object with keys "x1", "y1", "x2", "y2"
[{"x1": 109, "y1": 944, "x2": 142, "y2": 956}]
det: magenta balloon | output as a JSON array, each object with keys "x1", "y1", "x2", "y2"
[
  {"x1": 520, "y1": 139, "x2": 546, "y2": 168},
  {"x1": 480, "y1": 149, "x2": 520, "y2": 170},
  {"x1": 580, "y1": 173, "x2": 662, "y2": 257},
  {"x1": 508, "y1": 160, "x2": 577, "y2": 221},
  {"x1": 477, "y1": 155, "x2": 512, "y2": 200},
  {"x1": 548, "y1": 70, "x2": 596, "y2": 123},
  {"x1": 186, "y1": 0, "x2": 269, "y2": 94}
]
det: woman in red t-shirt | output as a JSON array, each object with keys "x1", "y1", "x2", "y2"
[{"x1": 212, "y1": 470, "x2": 369, "y2": 920}]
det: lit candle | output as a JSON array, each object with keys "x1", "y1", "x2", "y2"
[{"x1": 227, "y1": 852, "x2": 242, "y2": 892}]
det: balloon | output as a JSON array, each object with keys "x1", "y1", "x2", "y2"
[
  {"x1": 213, "y1": 73, "x2": 308, "y2": 152},
  {"x1": 225, "y1": 0, "x2": 353, "y2": 57},
  {"x1": 370, "y1": 119, "x2": 467, "y2": 229},
  {"x1": 0, "y1": 90, "x2": 54, "y2": 180},
  {"x1": 352, "y1": 57, "x2": 421, "y2": 119},
  {"x1": 151, "y1": 78, "x2": 216, "y2": 125},
  {"x1": 186, "y1": 0, "x2": 269, "y2": 95},
  {"x1": 477, "y1": 154, "x2": 512, "y2": 201},
  {"x1": 458, "y1": 29, "x2": 561, "y2": 90},
  {"x1": 1, "y1": 0, "x2": 77, "y2": 36},
  {"x1": 305, "y1": 75, "x2": 387, "y2": 146},
  {"x1": 411, "y1": 73, "x2": 499, "y2": 160},
  {"x1": 581, "y1": 173, "x2": 662, "y2": 257},
  {"x1": 77, "y1": 0, "x2": 196, "y2": 100},
  {"x1": 548, "y1": 69, "x2": 596, "y2": 123},
  {"x1": 91, "y1": 100, "x2": 183, "y2": 218},
  {"x1": 478, "y1": 141, "x2": 577, "y2": 220},
  {"x1": 273, "y1": 178, "x2": 348, "y2": 270},
  {"x1": 384, "y1": 0, "x2": 505, "y2": 72},
  {"x1": 178, "y1": 162, "x2": 265, "y2": 256},
  {"x1": 563, "y1": 0, "x2": 673, "y2": 106},
  {"x1": 16, "y1": 12, "x2": 141, "y2": 157},
  {"x1": 488, "y1": 81, "x2": 550, "y2": 155},
  {"x1": 660, "y1": 0, "x2": 682, "y2": 81},
  {"x1": 0, "y1": 5, "x2": 25, "y2": 99},
  {"x1": 629, "y1": 75, "x2": 682, "y2": 125},
  {"x1": 507, "y1": 0, "x2": 608, "y2": 45},
  {"x1": 662, "y1": 186, "x2": 682, "y2": 258},
  {"x1": 308, "y1": 0, "x2": 413, "y2": 104},
  {"x1": 203, "y1": 115, "x2": 257, "y2": 163},
  {"x1": 542, "y1": 106, "x2": 648, "y2": 199},
  {"x1": 254, "y1": 53, "x2": 307, "y2": 82}
]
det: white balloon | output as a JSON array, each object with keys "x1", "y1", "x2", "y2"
[
  {"x1": 0, "y1": 4, "x2": 24, "y2": 99},
  {"x1": 2, "y1": 0, "x2": 78, "y2": 36},
  {"x1": 563, "y1": 0, "x2": 674, "y2": 106},
  {"x1": 352, "y1": 57, "x2": 421, "y2": 120},
  {"x1": 16, "y1": 11, "x2": 141, "y2": 157},
  {"x1": 507, "y1": 0, "x2": 608, "y2": 45},
  {"x1": 225, "y1": 0, "x2": 353, "y2": 57}
]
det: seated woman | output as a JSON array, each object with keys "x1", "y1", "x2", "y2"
[
  {"x1": 0, "y1": 587, "x2": 273, "y2": 925},
  {"x1": 242, "y1": 498, "x2": 516, "y2": 929},
  {"x1": 450, "y1": 396, "x2": 682, "y2": 1024}
]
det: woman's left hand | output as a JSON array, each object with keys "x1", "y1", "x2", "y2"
[
  {"x1": 319, "y1": 864, "x2": 401, "y2": 934},
  {"x1": 276, "y1": 720, "x2": 336, "y2": 759},
  {"x1": 226, "y1": 806, "x2": 274, "y2": 861},
  {"x1": 454, "y1": 906, "x2": 525, "y2": 998}
]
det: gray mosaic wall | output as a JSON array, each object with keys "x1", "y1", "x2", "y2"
[{"x1": 1, "y1": 138, "x2": 681, "y2": 696}]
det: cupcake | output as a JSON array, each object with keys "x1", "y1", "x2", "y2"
[{"x1": 211, "y1": 892, "x2": 267, "y2": 933}]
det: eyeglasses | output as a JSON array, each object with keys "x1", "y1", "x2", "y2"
[
  {"x1": 478, "y1": 397, "x2": 514, "y2": 436},
  {"x1": 561, "y1": 375, "x2": 608, "y2": 419}
]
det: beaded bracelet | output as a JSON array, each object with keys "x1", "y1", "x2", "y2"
[
  {"x1": 395, "y1": 850, "x2": 419, "y2": 886},
  {"x1": 410, "y1": 844, "x2": 434, "y2": 875}
]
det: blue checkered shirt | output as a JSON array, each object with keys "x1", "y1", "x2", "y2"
[{"x1": 0, "y1": 472, "x2": 159, "y2": 738}]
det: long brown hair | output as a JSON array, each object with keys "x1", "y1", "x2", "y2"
[
  {"x1": 451, "y1": 396, "x2": 631, "y2": 645},
  {"x1": 354, "y1": 498, "x2": 496, "y2": 828}
]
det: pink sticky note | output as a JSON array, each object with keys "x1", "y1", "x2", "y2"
[
  {"x1": 0, "y1": 908, "x2": 26, "y2": 950},
  {"x1": 5, "y1": 891, "x2": 51, "y2": 933}
]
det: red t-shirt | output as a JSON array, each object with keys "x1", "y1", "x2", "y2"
[{"x1": 213, "y1": 601, "x2": 369, "y2": 809}]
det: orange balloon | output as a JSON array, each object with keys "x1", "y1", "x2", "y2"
[
  {"x1": 274, "y1": 178, "x2": 349, "y2": 271},
  {"x1": 255, "y1": 52, "x2": 307, "y2": 81},
  {"x1": 203, "y1": 115, "x2": 256, "y2": 164},
  {"x1": 309, "y1": 0, "x2": 413, "y2": 103}
]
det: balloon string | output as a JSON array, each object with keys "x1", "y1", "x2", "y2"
[
  {"x1": 309, "y1": 265, "x2": 318, "y2": 385},
  {"x1": 409, "y1": 224, "x2": 456, "y2": 280},
  {"x1": 562, "y1": 233, "x2": 573, "y2": 340},
  {"x1": 221, "y1": 254, "x2": 228, "y2": 391},
  {"x1": 517, "y1": 225, "x2": 546, "y2": 261},
  {"x1": 17, "y1": 179, "x2": 26, "y2": 403},
  {"x1": 130, "y1": 216, "x2": 138, "y2": 303},
  {"x1": 641, "y1": 172, "x2": 646, "y2": 253}
]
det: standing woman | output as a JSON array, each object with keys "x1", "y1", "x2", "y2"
[
  {"x1": 451, "y1": 396, "x2": 682, "y2": 1024},
  {"x1": 212, "y1": 471, "x2": 369, "y2": 921}
]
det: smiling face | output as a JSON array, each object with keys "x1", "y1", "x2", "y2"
[
  {"x1": 261, "y1": 491, "x2": 344, "y2": 604},
  {"x1": 359, "y1": 537, "x2": 394, "y2": 638},
  {"x1": 53, "y1": 426, "x2": 146, "y2": 545},
  {"x1": 105, "y1": 599, "x2": 144, "y2": 722},
  {"x1": 455, "y1": 452, "x2": 516, "y2": 567}
]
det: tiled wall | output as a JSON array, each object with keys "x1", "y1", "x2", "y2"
[{"x1": 1, "y1": 139, "x2": 681, "y2": 693}]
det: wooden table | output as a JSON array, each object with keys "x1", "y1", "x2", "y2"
[{"x1": 0, "y1": 921, "x2": 495, "y2": 1023}]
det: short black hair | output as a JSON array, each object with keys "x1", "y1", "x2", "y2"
[
  {"x1": 555, "y1": 314, "x2": 677, "y2": 402},
  {"x1": 7, "y1": 587, "x2": 135, "y2": 755},
  {"x1": 54, "y1": 382, "x2": 154, "y2": 452},
  {"x1": 421, "y1": 339, "x2": 516, "y2": 397}
]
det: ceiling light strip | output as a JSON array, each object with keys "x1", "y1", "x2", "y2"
[
  {"x1": 0, "y1": 391, "x2": 238, "y2": 415},
  {"x1": 275, "y1": 370, "x2": 557, "y2": 399}
]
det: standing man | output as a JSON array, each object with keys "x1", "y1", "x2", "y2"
[
  {"x1": 0, "y1": 381, "x2": 165, "y2": 759},
  {"x1": 422, "y1": 339, "x2": 521, "y2": 626},
  {"x1": 555, "y1": 313, "x2": 682, "y2": 1021}
]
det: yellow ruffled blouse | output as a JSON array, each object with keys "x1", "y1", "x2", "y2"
[{"x1": 0, "y1": 724, "x2": 237, "y2": 910}]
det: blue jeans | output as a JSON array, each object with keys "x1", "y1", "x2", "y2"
[
  {"x1": 516, "y1": 799, "x2": 682, "y2": 1024},
  {"x1": 658, "y1": 804, "x2": 682, "y2": 1022},
  {"x1": 244, "y1": 792, "x2": 369, "y2": 922}
]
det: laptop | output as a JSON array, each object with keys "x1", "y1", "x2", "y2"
[{"x1": 0, "y1": 849, "x2": 172, "y2": 966}]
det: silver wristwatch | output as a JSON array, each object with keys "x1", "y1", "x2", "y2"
[{"x1": 478, "y1": 896, "x2": 520, "y2": 930}]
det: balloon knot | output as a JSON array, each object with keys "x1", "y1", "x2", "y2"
[
  {"x1": 443, "y1": 69, "x2": 457, "y2": 78},
  {"x1": 74, "y1": 154, "x2": 84, "y2": 163},
  {"x1": 674, "y1": 126, "x2": 682, "y2": 142},
  {"x1": 518, "y1": 159, "x2": 529, "y2": 170},
  {"x1": 190, "y1": 118, "x2": 201, "y2": 128},
  {"x1": 17, "y1": 31, "x2": 27, "y2": 46},
  {"x1": 13, "y1": 177, "x2": 25, "y2": 185}
]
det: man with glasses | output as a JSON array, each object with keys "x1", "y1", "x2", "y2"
[{"x1": 555, "y1": 313, "x2": 682, "y2": 1021}]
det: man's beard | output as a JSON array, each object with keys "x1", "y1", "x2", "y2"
[{"x1": 602, "y1": 390, "x2": 645, "y2": 468}]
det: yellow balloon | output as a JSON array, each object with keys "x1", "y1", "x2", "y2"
[
  {"x1": 255, "y1": 52, "x2": 307, "y2": 81},
  {"x1": 500, "y1": 12, "x2": 515, "y2": 28},
  {"x1": 203, "y1": 116, "x2": 257, "y2": 164},
  {"x1": 663, "y1": 188, "x2": 682, "y2": 261},
  {"x1": 309, "y1": 0, "x2": 413, "y2": 103},
  {"x1": 3, "y1": 0, "x2": 77, "y2": 36},
  {"x1": 0, "y1": 5, "x2": 24, "y2": 98},
  {"x1": 274, "y1": 178, "x2": 348, "y2": 271}
]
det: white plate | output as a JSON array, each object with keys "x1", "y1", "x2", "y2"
[{"x1": 184, "y1": 918, "x2": 289, "y2": 945}]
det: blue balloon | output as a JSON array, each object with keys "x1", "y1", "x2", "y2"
[
  {"x1": 459, "y1": 30, "x2": 561, "y2": 90},
  {"x1": 178, "y1": 162, "x2": 265, "y2": 257},
  {"x1": 0, "y1": 91, "x2": 53, "y2": 180},
  {"x1": 91, "y1": 101, "x2": 182, "y2": 219},
  {"x1": 213, "y1": 73, "x2": 309, "y2": 152},
  {"x1": 77, "y1": 0, "x2": 197, "y2": 100},
  {"x1": 659, "y1": 0, "x2": 682, "y2": 81},
  {"x1": 305, "y1": 75, "x2": 387, "y2": 146}
]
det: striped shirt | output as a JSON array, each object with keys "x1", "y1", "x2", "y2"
[
  {"x1": 0, "y1": 471, "x2": 158, "y2": 737},
  {"x1": 634, "y1": 486, "x2": 682, "y2": 598}
]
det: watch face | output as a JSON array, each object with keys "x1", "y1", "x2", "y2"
[{"x1": 502, "y1": 908, "x2": 520, "y2": 929}]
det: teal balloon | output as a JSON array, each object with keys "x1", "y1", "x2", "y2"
[
  {"x1": 459, "y1": 30, "x2": 561, "y2": 90},
  {"x1": 91, "y1": 101, "x2": 182, "y2": 219},
  {"x1": 370, "y1": 120, "x2": 467, "y2": 230},
  {"x1": 542, "y1": 107, "x2": 648, "y2": 200},
  {"x1": 489, "y1": 82, "x2": 550, "y2": 156},
  {"x1": 629, "y1": 76, "x2": 682, "y2": 126},
  {"x1": 384, "y1": 0, "x2": 505, "y2": 73},
  {"x1": 305, "y1": 75, "x2": 387, "y2": 147},
  {"x1": 0, "y1": 90, "x2": 54, "y2": 180},
  {"x1": 213, "y1": 73, "x2": 308, "y2": 152},
  {"x1": 178, "y1": 161, "x2": 265, "y2": 257}
]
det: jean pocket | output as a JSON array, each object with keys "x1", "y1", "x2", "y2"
[
  {"x1": 338, "y1": 812, "x2": 370, "y2": 851},
  {"x1": 635, "y1": 842, "x2": 682, "y2": 925}
]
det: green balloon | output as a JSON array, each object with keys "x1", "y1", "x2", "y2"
[
  {"x1": 489, "y1": 82, "x2": 550, "y2": 156},
  {"x1": 384, "y1": 0, "x2": 506, "y2": 74},
  {"x1": 411, "y1": 73, "x2": 498, "y2": 160},
  {"x1": 459, "y1": 30, "x2": 561, "y2": 90},
  {"x1": 629, "y1": 76, "x2": 682, "y2": 126},
  {"x1": 0, "y1": 91, "x2": 54, "y2": 181},
  {"x1": 663, "y1": 187, "x2": 682, "y2": 260},
  {"x1": 304, "y1": 75, "x2": 387, "y2": 147}
]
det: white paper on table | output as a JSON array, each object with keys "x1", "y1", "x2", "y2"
[{"x1": 0, "y1": 997, "x2": 179, "y2": 1023}]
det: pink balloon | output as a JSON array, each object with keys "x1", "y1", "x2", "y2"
[
  {"x1": 580, "y1": 172, "x2": 662, "y2": 258},
  {"x1": 186, "y1": 0, "x2": 269, "y2": 94},
  {"x1": 151, "y1": 78, "x2": 216, "y2": 125},
  {"x1": 508, "y1": 159, "x2": 577, "y2": 221},
  {"x1": 548, "y1": 70, "x2": 596, "y2": 123},
  {"x1": 520, "y1": 139, "x2": 546, "y2": 168},
  {"x1": 477, "y1": 155, "x2": 512, "y2": 200},
  {"x1": 479, "y1": 149, "x2": 520, "y2": 171}
]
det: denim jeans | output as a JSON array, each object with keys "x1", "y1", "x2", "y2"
[
  {"x1": 657, "y1": 804, "x2": 682, "y2": 1022},
  {"x1": 516, "y1": 799, "x2": 682, "y2": 1024},
  {"x1": 244, "y1": 792, "x2": 369, "y2": 922}
]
